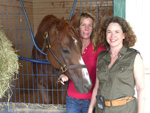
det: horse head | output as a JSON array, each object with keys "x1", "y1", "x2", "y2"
[{"x1": 35, "y1": 15, "x2": 92, "y2": 94}]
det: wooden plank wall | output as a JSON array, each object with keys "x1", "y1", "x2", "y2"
[
  {"x1": 32, "y1": 0, "x2": 113, "y2": 35},
  {"x1": 0, "y1": 0, "x2": 33, "y2": 51},
  {"x1": 0, "y1": 0, "x2": 113, "y2": 38},
  {"x1": 0, "y1": 0, "x2": 33, "y2": 68},
  {"x1": 32, "y1": 0, "x2": 75, "y2": 35}
]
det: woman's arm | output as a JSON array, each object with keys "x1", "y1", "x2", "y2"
[
  {"x1": 134, "y1": 53, "x2": 146, "y2": 113},
  {"x1": 88, "y1": 77, "x2": 99, "y2": 113}
]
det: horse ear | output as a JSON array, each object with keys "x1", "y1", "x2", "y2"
[{"x1": 70, "y1": 13, "x2": 79, "y2": 28}]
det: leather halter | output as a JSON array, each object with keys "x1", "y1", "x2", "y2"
[{"x1": 43, "y1": 32, "x2": 87, "y2": 75}]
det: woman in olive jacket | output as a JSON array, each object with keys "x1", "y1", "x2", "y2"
[{"x1": 88, "y1": 16, "x2": 145, "y2": 113}]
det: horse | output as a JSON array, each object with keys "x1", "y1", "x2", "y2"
[{"x1": 32, "y1": 15, "x2": 92, "y2": 104}]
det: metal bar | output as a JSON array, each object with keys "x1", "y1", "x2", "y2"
[
  {"x1": 69, "y1": 0, "x2": 77, "y2": 21},
  {"x1": 19, "y1": 0, "x2": 46, "y2": 56}
]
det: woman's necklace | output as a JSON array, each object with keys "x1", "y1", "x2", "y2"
[
  {"x1": 110, "y1": 52, "x2": 118, "y2": 57},
  {"x1": 111, "y1": 54, "x2": 116, "y2": 57},
  {"x1": 110, "y1": 48, "x2": 121, "y2": 58}
]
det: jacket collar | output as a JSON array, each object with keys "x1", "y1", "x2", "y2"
[{"x1": 104, "y1": 46, "x2": 128, "y2": 61}]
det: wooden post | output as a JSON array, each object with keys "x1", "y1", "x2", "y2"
[{"x1": 113, "y1": 0, "x2": 125, "y2": 19}]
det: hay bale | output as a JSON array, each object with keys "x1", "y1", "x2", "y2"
[{"x1": 0, "y1": 30, "x2": 19, "y2": 99}]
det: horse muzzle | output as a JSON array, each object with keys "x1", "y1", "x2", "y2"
[{"x1": 75, "y1": 71, "x2": 92, "y2": 94}]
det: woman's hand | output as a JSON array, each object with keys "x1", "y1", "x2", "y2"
[{"x1": 58, "y1": 74, "x2": 69, "y2": 85}]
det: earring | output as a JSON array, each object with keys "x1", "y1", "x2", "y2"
[{"x1": 123, "y1": 37, "x2": 125, "y2": 39}]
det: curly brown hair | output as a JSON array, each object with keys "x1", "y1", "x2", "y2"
[{"x1": 98, "y1": 16, "x2": 136, "y2": 48}]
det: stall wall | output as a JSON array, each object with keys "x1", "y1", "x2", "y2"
[
  {"x1": 0, "y1": 0, "x2": 33, "y2": 42},
  {"x1": 32, "y1": 0, "x2": 74, "y2": 35}
]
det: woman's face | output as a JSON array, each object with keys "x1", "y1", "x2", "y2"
[
  {"x1": 106, "y1": 22, "x2": 125, "y2": 48},
  {"x1": 79, "y1": 17, "x2": 93, "y2": 39}
]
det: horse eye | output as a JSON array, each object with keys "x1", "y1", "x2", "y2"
[{"x1": 62, "y1": 49, "x2": 69, "y2": 54}]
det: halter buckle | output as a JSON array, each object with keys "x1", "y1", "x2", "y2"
[
  {"x1": 44, "y1": 32, "x2": 48, "y2": 39},
  {"x1": 61, "y1": 65, "x2": 67, "y2": 73},
  {"x1": 46, "y1": 45, "x2": 51, "y2": 48}
]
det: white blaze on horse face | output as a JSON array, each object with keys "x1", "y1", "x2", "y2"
[
  {"x1": 79, "y1": 58, "x2": 91, "y2": 85},
  {"x1": 72, "y1": 37, "x2": 78, "y2": 46}
]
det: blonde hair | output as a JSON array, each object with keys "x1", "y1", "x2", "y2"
[{"x1": 75, "y1": 12, "x2": 98, "y2": 52}]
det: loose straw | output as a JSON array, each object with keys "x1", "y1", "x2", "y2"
[{"x1": 0, "y1": 30, "x2": 19, "y2": 99}]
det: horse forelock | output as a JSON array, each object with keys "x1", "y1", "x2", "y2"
[{"x1": 57, "y1": 20, "x2": 79, "y2": 43}]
